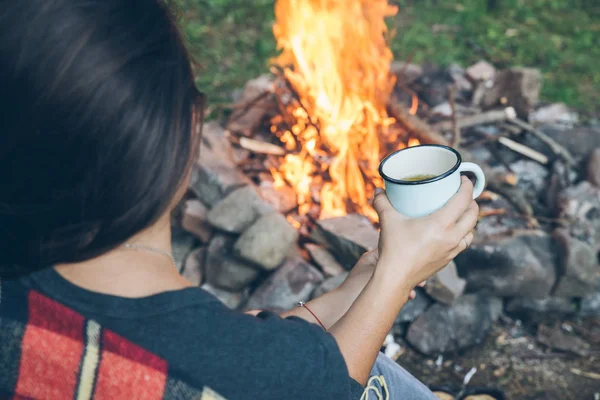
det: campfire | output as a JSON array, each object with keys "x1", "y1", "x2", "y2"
[
  {"x1": 268, "y1": 0, "x2": 412, "y2": 222},
  {"x1": 180, "y1": 0, "x2": 600, "y2": 398}
]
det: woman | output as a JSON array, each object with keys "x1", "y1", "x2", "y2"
[{"x1": 0, "y1": 1, "x2": 478, "y2": 399}]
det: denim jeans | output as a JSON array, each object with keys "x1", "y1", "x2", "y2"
[{"x1": 362, "y1": 352, "x2": 438, "y2": 400}]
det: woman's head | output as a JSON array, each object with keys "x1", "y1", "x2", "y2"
[{"x1": 0, "y1": 0, "x2": 202, "y2": 276}]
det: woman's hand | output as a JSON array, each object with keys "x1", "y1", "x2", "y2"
[{"x1": 373, "y1": 176, "x2": 479, "y2": 291}]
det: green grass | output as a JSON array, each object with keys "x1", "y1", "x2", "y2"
[{"x1": 177, "y1": 0, "x2": 600, "y2": 113}]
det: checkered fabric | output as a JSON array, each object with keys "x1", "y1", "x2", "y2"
[{"x1": 0, "y1": 279, "x2": 226, "y2": 400}]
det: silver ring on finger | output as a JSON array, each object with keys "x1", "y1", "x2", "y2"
[{"x1": 462, "y1": 237, "x2": 469, "y2": 249}]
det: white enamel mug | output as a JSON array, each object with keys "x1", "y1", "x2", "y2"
[{"x1": 378, "y1": 145, "x2": 485, "y2": 218}]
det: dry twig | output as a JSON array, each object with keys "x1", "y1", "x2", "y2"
[
  {"x1": 509, "y1": 118, "x2": 576, "y2": 166},
  {"x1": 497, "y1": 137, "x2": 549, "y2": 165},
  {"x1": 231, "y1": 137, "x2": 286, "y2": 156}
]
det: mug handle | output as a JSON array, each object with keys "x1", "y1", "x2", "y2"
[{"x1": 458, "y1": 162, "x2": 486, "y2": 199}]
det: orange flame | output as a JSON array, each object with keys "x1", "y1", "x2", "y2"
[{"x1": 270, "y1": 0, "x2": 406, "y2": 220}]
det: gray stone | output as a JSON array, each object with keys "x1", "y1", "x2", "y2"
[
  {"x1": 505, "y1": 297, "x2": 577, "y2": 323},
  {"x1": 537, "y1": 324, "x2": 590, "y2": 357},
  {"x1": 586, "y1": 148, "x2": 600, "y2": 188},
  {"x1": 529, "y1": 103, "x2": 578, "y2": 126},
  {"x1": 313, "y1": 214, "x2": 379, "y2": 266},
  {"x1": 466, "y1": 61, "x2": 496, "y2": 82},
  {"x1": 481, "y1": 67, "x2": 542, "y2": 117},
  {"x1": 181, "y1": 247, "x2": 205, "y2": 286},
  {"x1": 557, "y1": 182, "x2": 600, "y2": 251},
  {"x1": 234, "y1": 213, "x2": 299, "y2": 271},
  {"x1": 172, "y1": 229, "x2": 197, "y2": 272},
  {"x1": 181, "y1": 200, "x2": 213, "y2": 243},
  {"x1": 448, "y1": 63, "x2": 473, "y2": 93},
  {"x1": 205, "y1": 235, "x2": 259, "y2": 291},
  {"x1": 552, "y1": 228, "x2": 600, "y2": 297},
  {"x1": 390, "y1": 61, "x2": 423, "y2": 84},
  {"x1": 311, "y1": 272, "x2": 349, "y2": 299},
  {"x1": 510, "y1": 160, "x2": 549, "y2": 206},
  {"x1": 304, "y1": 243, "x2": 346, "y2": 277},
  {"x1": 580, "y1": 293, "x2": 600, "y2": 317},
  {"x1": 201, "y1": 283, "x2": 245, "y2": 310},
  {"x1": 455, "y1": 230, "x2": 558, "y2": 297},
  {"x1": 227, "y1": 75, "x2": 275, "y2": 136},
  {"x1": 189, "y1": 122, "x2": 251, "y2": 207},
  {"x1": 207, "y1": 186, "x2": 274, "y2": 233},
  {"x1": 425, "y1": 261, "x2": 466, "y2": 304},
  {"x1": 245, "y1": 257, "x2": 323, "y2": 311},
  {"x1": 257, "y1": 182, "x2": 297, "y2": 213},
  {"x1": 526, "y1": 125, "x2": 600, "y2": 163},
  {"x1": 395, "y1": 288, "x2": 432, "y2": 324},
  {"x1": 406, "y1": 294, "x2": 502, "y2": 355}
]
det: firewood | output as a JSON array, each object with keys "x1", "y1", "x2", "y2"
[
  {"x1": 508, "y1": 118, "x2": 576, "y2": 167},
  {"x1": 433, "y1": 107, "x2": 517, "y2": 132},
  {"x1": 497, "y1": 137, "x2": 549, "y2": 165},
  {"x1": 233, "y1": 137, "x2": 286, "y2": 156}
]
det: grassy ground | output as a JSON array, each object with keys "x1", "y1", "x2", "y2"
[{"x1": 177, "y1": 0, "x2": 600, "y2": 113}]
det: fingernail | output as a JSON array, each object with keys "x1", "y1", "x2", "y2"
[{"x1": 374, "y1": 188, "x2": 384, "y2": 196}]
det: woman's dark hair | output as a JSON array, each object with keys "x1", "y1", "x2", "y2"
[{"x1": 0, "y1": 0, "x2": 203, "y2": 276}]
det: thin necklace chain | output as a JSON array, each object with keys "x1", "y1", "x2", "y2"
[{"x1": 123, "y1": 243, "x2": 176, "y2": 268}]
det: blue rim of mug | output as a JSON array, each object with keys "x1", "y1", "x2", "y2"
[{"x1": 378, "y1": 144, "x2": 462, "y2": 185}]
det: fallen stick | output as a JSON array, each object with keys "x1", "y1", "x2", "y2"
[
  {"x1": 449, "y1": 86, "x2": 461, "y2": 147},
  {"x1": 497, "y1": 137, "x2": 549, "y2": 165},
  {"x1": 433, "y1": 107, "x2": 517, "y2": 132},
  {"x1": 233, "y1": 137, "x2": 286, "y2": 156},
  {"x1": 508, "y1": 118, "x2": 577, "y2": 167},
  {"x1": 570, "y1": 368, "x2": 600, "y2": 380}
]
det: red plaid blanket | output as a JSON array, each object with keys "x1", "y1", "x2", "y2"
[{"x1": 0, "y1": 280, "x2": 226, "y2": 400}]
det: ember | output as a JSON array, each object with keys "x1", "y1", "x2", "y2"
[{"x1": 268, "y1": 0, "x2": 418, "y2": 222}]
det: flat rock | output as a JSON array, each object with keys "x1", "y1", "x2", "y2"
[
  {"x1": 304, "y1": 243, "x2": 346, "y2": 277},
  {"x1": 586, "y1": 148, "x2": 600, "y2": 188},
  {"x1": 257, "y1": 182, "x2": 297, "y2": 213},
  {"x1": 455, "y1": 230, "x2": 558, "y2": 297},
  {"x1": 311, "y1": 272, "x2": 348, "y2": 299},
  {"x1": 234, "y1": 213, "x2": 299, "y2": 271},
  {"x1": 425, "y1": 261, "x2": 466, "y2": 304},
  {"x1": 201, "y1": 283, "x2": 245, "y2": 310},
  {"x1": 509, "y1": 160, "x2": 549, "y2": 209},
  {"x1": 205, "y1": 235, "x2": 259, "y2": 291},
  {"x1": 448, "y1": 63, "x2": 473, "y2": 93},
  {"x1": 189, "y1": 122, "x2": 251, "y2": 206},
  {"x1": 466, "y1": 60, "x2": 496, "y2": 82},
  {"x1": 552, "y1": 228, "x2": 600, "y2": 297},
  {"x1": 529, "y1": 103, "x2": 578, "y2": 126},
  {"x1": 181, "y1": 247, "x2": 205, "y2": 286},
  {"x1": 537, "y1": 324, "x2": 590, "y2": 357},
  {"x1": 505, "y1": 297, "x2": 577, "y2": 323},
  {"x1": 395, "y1": 288, "x2": 432, "y2": 324},
  {"x1": 527, "y1": 125, "x2": 600, "y2": 163},
  {"x1": 313, "y1": 214, "x2": 379, "y2": 266},
  {"x1": 580, "y1": 293, "x2": 600, "y2": 317},
  {"x1": 557, "y1": 182, "x2": 600, "y2": 251},
  {"x1": 406, "y1": 294, "x2": 502, "y2": 355},
  {"x1": 181, "y1": 200, "x2": 213, "y2": 243},
  {"x1": 481, "y1": 67, "x2": 541, "y2": 117},
  {"x1": 390, "y1": 61, "x2": 423, "y2": 84},
  {"x1": 207, "y1": 186, "x2": 274, "y2": 233},
  {"x1": 172, "y1": 229, "x2": 197, "y2": 273},
  {"x1": 227, "y1": 75, "x2": 275, "y2": 136},
  {"x1": 244, "y1": 257, "x2": 323, "y2": 312}
]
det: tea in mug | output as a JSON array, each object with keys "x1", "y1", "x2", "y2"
[{"x1": 402, "y1": 174, "x2": 437, "y2": 182}]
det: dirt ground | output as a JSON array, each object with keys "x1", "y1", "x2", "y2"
[{"x1": 396, "y1": 316, "x2": 600, "y2": 400}]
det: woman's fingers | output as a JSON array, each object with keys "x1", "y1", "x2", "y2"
[
  {"x1": 449, "y1": 231, "x2": 474, "y2": 259},
  {"x1": 418, "y1": 281, "x2": 426, "y2": 287},
  {"x1": 409, "y1": 290, "x2": 416, "y2": 300},
  {"x1": 453, "y1": 200, "x2": 479, "y2": 238},
  {"x1": 431, "y1": 177, "x2": 474, "y2": 226}
]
